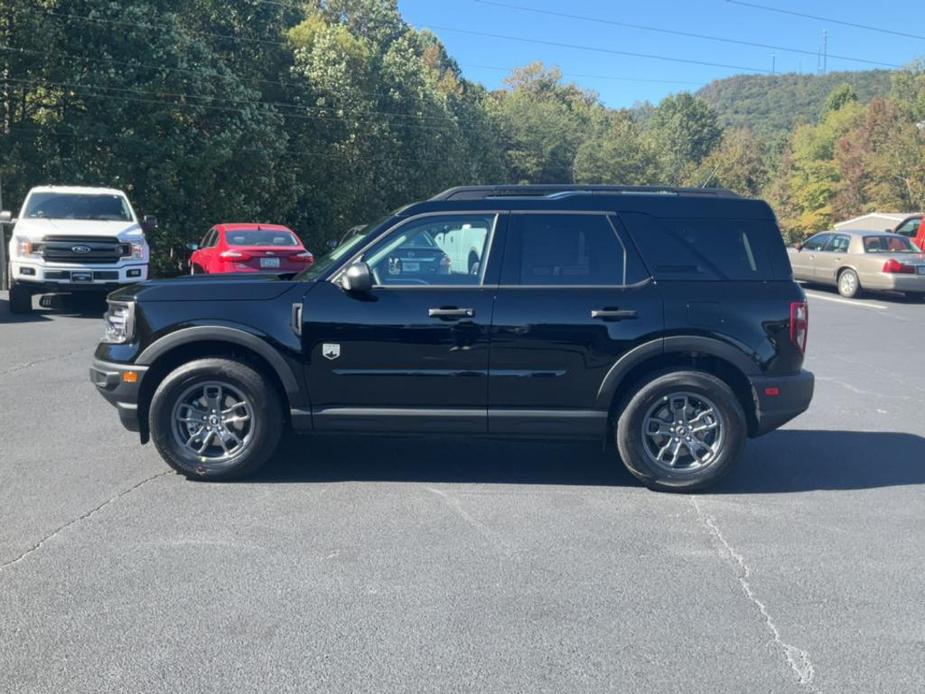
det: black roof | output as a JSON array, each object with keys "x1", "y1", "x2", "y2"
[
  {"x1": 397, "y1": 184, "x2": 771, "y2": 221},
  {"x1": 430, "y1": 184, "x2": 740, "y2": 201}
]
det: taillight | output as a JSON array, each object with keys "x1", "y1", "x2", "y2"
[
  {"x1": 293, "y1": 251, "x2": 314, "y2": 263},
  {"x1": 790, "y1": 301, "x2": 808, "y2": 355},
  {"x1": 220, "y1": 250, "x2": 245, "y2": 259},
  {"x1": 882, "y1": 259, "x2": 914, "y2": 274}
]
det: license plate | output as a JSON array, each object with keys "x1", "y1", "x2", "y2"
[
  {"x1": 402, "y1": 261, "x2": 420, "y2": 273},
  {"x1": 71, "y1": 272, "x2": 92, "y2": 283},
  {"x1": 917, "y1": 266, "x2": 925, "y2": 276},
  {"x1": 260, "y1": 257, "x2": 280, "y2": 268}
]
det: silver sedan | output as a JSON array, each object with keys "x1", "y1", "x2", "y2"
[{"x1": 788, "y1": 230, "x2": 925, "y2": 299}]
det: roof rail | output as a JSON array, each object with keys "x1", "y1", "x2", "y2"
[{"x1": 429, "y1": 184, "x2": 740, "y2": 201}]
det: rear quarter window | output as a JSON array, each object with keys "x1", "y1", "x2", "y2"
[{"x1": 620, "y1": 212, "x2": 790, "y2": 281}]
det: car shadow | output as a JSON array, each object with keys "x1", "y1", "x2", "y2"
[
  {"x1": 800, "y1": 282, "x2": 923, "y2": 304},
  {"x1": 0, "y1": 293, "x2": 106, "y2": 323},
  {"x1": 250, "y1": 429, "x2": 925, "y2": 493}
]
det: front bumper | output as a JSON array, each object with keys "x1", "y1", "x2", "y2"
[
  {"x1": 90, "y1": 358, "x2": 148, "y2": 433},
  {"x1": 12, "y1": 259, "x2": 148, "y2": 290},
  {"x1": 749, "y1": 370, "x2": 814, "y2": 437}
]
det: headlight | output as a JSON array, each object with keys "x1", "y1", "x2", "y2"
[
  {"x1": 14, "y1": 236, "x2": 38, "y2": 257},
  {"x1": 130, "y1": 242, "x2": 145, "y2": 259},
  {"x1": 102, "y1": 301, "x2": 136, "y2": 344}
]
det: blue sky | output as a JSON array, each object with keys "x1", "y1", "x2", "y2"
[{"x1": 398, "y1": 0, "x2": 925, "y2": 108}]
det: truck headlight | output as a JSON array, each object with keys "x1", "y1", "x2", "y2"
[
  {"x1": 14, "y1": 236, "x2": 38, "y2": 257},
  {"x1": 102, "y1": 301, "x2": 136, "y2": 344},
  {"x1": 130, "y1": 242, "x2": 145, "y2": 259}
]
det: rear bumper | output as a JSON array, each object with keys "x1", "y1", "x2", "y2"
[
  {"x1": 864, "y1": 272, "x2": 925, "y2": 292},
  {"x1": 90, "y1": 358, "x2": 148, "y2": 432},
  {"x1": 749, "y1": 370, "x2": 814, "y2": 437}
]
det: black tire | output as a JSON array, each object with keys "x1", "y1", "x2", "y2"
[
  {"x1": 616, "y1": 370, "x2": 747, "y2": 492},
  {"x1": 9, "y1": 282, "x2": 33, "y2": 314},
  {"x1": 837, "y1": 268, "x2": 861, "y2": 298},
  {"x1": 149, "y1": 358, "x2": 284, "y2": 480},
  {"x1": 904, "y1": 292, "x2": 924, "y2": 302}
]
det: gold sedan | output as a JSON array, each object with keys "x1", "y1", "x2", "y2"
[{"x1": 788, "y1": 230, "x2": 925, "y2": 299}]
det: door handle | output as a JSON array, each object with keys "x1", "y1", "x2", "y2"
[
  {"x1": 428, "y1": 307, "x2": 475, "y2": 319},
  {"x1": 591, "y1": 308, "x2": 637, "y2": 320}
]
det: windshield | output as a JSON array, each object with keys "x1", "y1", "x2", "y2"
[
  {"x1": 226, "y1": 230, "x2": 298, "y2": 247},
  {"x1": 23, "y1": 192, "x2": 133, "y2": 221},
  {"x1": 295, "y1": 215, "x2": 395, "y2": 281},
  {"x1": 863, "y1": 236, "x2": 918, "y2": 253}
]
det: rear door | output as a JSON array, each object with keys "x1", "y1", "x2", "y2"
[
  {"x1": 487, "y1": 211, "x2": 663, "y2": 436},
  {"x1": 813, "y1": 233, "x2": 851, "y2": 284},
  {"x1": 301, "y1": 211, "x2": 502, "y2": 433}
]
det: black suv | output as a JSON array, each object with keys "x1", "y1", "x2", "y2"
[{"x1": 90, "y1": 185, "x2": 813, "y2": 491}]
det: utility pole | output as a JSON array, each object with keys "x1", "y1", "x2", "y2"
[
  {"x1": 0, "y1": 173, "x2": 7, "y2": 291},
  {"x1": 771, "y1": 52, "x2": 776, "y2": 75},
  {"x1": 822, "y1": 30, "x2": 828, "y2": 75}
]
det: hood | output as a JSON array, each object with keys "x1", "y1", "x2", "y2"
[
  {"x1": 109, "y1": 273, "x2": 299, "y2": 303},
  {"x1": 12, "y1": 218, "x2": 145, "y2": 242}
]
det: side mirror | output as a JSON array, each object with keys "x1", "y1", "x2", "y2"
[
  {"x1": 341, "y1": 262, "x2": 372, "y2": 293},
  {"x1": 186, "y1": 243, "x2": 199, "y2": 251},
  {"x1": 0, "y1": 210, "x2": 11, "y2": 224},
  {"x1": 794, "y1": 242, "x2": 803, "y2": 251},
  {"x1": 141, "y1": 215, "x2": 158, "y2": 233}
]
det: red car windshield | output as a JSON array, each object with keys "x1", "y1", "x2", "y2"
[{"x1": 226, "y1": 230, "x2": 298, "y2": 247}]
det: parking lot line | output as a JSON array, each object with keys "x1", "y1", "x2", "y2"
[{"x1": 803, "y1": 290, "x2": 887, "y2": 310}]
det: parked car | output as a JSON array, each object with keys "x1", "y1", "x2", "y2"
[
  {"x1": 788, "y1": 230, "x2": 925, "y2": 299},
  {"x1": 189, "y1": 224, "x2": 313, "y2": 274},
  {"x1": 91, "y1": 184, "x2": 814, "y2": 492},
  {"x1": 892, "y1": 214, "x2": 924, "y2": 251},
  {"x1": 2, "y1": 185, "x2": 157, "y2": 314}
]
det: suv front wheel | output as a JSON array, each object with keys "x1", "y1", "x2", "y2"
[
  {"x1": 616, "y1": 371, "x2": 746, "y2": 492},
  {"x1": 149, "y1": 358, "x2": 283, "y2": 480}
]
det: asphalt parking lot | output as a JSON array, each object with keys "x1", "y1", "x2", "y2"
[{"x1": 0, "y1": 287, "x2": 923, "y2": 693}]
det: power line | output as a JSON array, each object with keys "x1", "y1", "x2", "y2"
[
  {"x1": 475, "y1": 0, "x2": 902, "y2": 68},
  {"x1": 426, "y1": 25, "x2": 772, "y2": 73},
  {"x1": 29, "y1": 7, "x2": 772, "y2": 75},
  {"x1": 462, "y1": 64, "x2": 701, "y2": 86},
  {"x1": 725, "y1": 0, "x2": 925, "y2": 41}
]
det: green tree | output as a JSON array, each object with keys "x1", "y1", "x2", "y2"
[
  {"x1": 572, "y1": 110, "x2": 657, "y2": 185},
  {"x1": 644, "y1": 93, "x2": 722, "y2": 184}
]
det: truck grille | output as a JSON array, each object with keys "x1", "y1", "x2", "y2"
[{"x1": 37, "y1": 236, "x2": 128, "y2": 264}]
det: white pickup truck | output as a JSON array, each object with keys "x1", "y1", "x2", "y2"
[{"x1": 1, "y1": 186, "x2": 157, "y2": 313}]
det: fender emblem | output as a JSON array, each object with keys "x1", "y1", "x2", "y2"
[{"x1": 322, "y1": 343, "x2": 340, "y2": 360}]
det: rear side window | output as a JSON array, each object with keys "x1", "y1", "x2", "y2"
[
  {"x1": 620, "y1": 212, "x2": 788, "y2": 281},
  {"x1": 502, "y1": 213, "x2": 633, "y2": 286}
]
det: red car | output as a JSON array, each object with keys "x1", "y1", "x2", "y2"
[
  {"x1": 893, "y1": 214, "x2": 924, "y2": 251},
  {"x1": 190, "y1": 224, "x2": 314, "y2": 275}
]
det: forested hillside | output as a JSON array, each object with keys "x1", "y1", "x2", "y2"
[
  {"x1": 697, "y1": 71, "x2": 894, "y2": 138},
  {"x1": 1, "y1": 0, "x2": 924, "y2": 274}
]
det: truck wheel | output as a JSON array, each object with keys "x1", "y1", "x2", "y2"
[
  {"x1": 149, "y1": 358, "x2": 283, "y2": 480},
  {"x1": 616, "y1": 371, "x2": 746, "y2": 492},
  {"x1": 9, "y1": 282, "x2": 34, "y2": 314}
]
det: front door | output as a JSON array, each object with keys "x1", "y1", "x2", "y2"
[
  {"x1": 301, "y1": 212, "x2": 502, "y2": 433},
  {"x1": 488, "y1": 212, "x2": 664, "y2": 437},
  {"x1": 790, "y1": 232, "x2": 830, "y2": 282}
]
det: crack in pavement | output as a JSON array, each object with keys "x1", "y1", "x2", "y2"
[
  {"x1": 691, "y1": 497, "x2": 820, "y2": 692},
  {"x1": 0, "y1": 348, "x2": 88, "y2": 376},
  {"x1": 0, "y1": 471, "x2": 170, "y2": 573}
]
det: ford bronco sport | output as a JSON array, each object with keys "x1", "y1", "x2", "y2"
[{"x1": 90, "y1": 185, "x2": 814, "y2": 491}]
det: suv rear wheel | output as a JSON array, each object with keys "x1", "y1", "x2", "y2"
[
  {"x1": 149, "y1": 358, "x2": 283, "y2": 480},
  {"x1": 616, "y1": 371, "x2": 746, "y2": 492}
]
